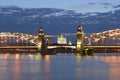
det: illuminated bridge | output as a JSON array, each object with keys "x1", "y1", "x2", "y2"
[{"x1": 0, "y1": 26, "x2": 120, "y2": 55}]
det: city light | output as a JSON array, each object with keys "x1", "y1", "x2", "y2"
[{"x1": 0, "y1": 27, "x2": 119, "y2": 54}]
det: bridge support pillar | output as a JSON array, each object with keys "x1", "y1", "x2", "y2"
[
  {"x1": 76, "y1": 25, "x2": 85, "y2": 55},
  {"x1": 83, "y1": 47, "x2": 93, "y2": 56},
  {"x1": 37, "y1": 27, "x2": 47, "y2": 54}
]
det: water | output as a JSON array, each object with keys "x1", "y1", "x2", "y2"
[{"x1": 0, "y1": 53, "x2": 120, "y2": 80}]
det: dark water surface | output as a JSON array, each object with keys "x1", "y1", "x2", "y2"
[{"x1": 0, "y1": 53, "x2": 120, "y2": 80}]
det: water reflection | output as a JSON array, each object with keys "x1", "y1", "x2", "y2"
[
  {"x1": 44, "y1": 55, "x2": 51, "y2": 79},
  {"x1": 75, "y1": 55, "x2": 109, "y2": 80},
  {"x1": 96, "y1": 56, "x2": 120, "y2": 80},
  {"x1": 15, "y1": 54, "x2": 20, "y2": 59},
  {"x1": 4, "y1": 53, "x2": 10, "y2": 59},
  {"x1": 0, "y1": 53, "x2": 120, "y2": 80},
  {"x1": 13, "y1": 54, "x2": 20, "y2": 80}
]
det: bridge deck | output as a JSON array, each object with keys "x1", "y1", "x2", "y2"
[
  {"x1": 0, "y1": 46, "x2": 38, "y2": 49},
  {"x1": 84, "y1": 45, "x2": 120, "y2": 49},
  {"x1": 0, "y1": 45, "x2": 119, "y2": 49}
]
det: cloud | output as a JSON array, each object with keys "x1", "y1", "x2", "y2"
[
  {"x1": 88, "y1": 2, "x2": 112, "y2": 6},
  {"x1": 66, "y1": 2, "x2": 115, "y2": 13},
  {"x1": 88, "y1": 3, "x2": 96, "y2": 5},
  {"x1": 113, "y1": 5, "x2": 120, "y2": 8},
  {"x1": 99, "y1": 2, "x2": 112, "y2": 6}
]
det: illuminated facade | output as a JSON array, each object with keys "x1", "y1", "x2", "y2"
[
  {"x1": 57, "y1": 34, "x2": 67, "y2": 44},
  {"x1": 68, "y1": 41, "x2": 72, "y2": 45},
  {"x1": 38, "y1": 27, "x2": 47, "y2": 52},
  {"x1": 76, "y1": 25, "x2": 84, "y2": 53}
]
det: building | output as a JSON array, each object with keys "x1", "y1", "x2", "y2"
[
  {"x1": 57, "y1": 34, "x2": 67, "y2": 44},
  {"x1": 68, "y1": 41, "x2": 72, "y2": 45}
]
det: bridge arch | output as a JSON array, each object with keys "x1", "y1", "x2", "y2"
[
  {"x1": 86, "y1": 29, "x2": 120, "y2": 45},
  {"x1": 0, "y1": 32, "x2": 38, "y2": 45}
]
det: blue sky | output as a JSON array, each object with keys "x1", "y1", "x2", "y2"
[
  {"x1": 0, "y1": 0, "x2": 119, "y2": 8},
  {"x1": 0, "y1": 0, "x2": 120, "y2": 12}
]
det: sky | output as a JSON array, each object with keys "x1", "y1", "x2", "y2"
[
  {"x1": 0, "y1": 0, "x2": 120, "y2": 12},
  {"x1": 0, "y1": 0, "x2": 119, "y2": 8}
]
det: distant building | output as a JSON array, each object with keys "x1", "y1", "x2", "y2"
[
  {"x1": 68, "y1": 41, "x2": 72, "y2": 45},
  {"x1": 57, "y1": 34, "x2": 67, "y2": 44}
]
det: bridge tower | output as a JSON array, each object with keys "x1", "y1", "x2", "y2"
[
  {"x1": 38, "y1": 27, "x2": 47, "y2": 53},
  {"x1": 76, "y1": 25, "x2": 85, "y2": 54}
]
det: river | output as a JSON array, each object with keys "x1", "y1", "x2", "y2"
[{"x1": 0, "y1": 53, "x2": 119, "y2": 80}]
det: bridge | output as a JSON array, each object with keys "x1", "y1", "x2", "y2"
[{"x1": 0, "y1": 26, "x2": 120, "y2": 55}]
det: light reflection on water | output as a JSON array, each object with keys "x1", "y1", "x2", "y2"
[{"x1": 0, "y1": 53, "x2": 120, "y2": 80}]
